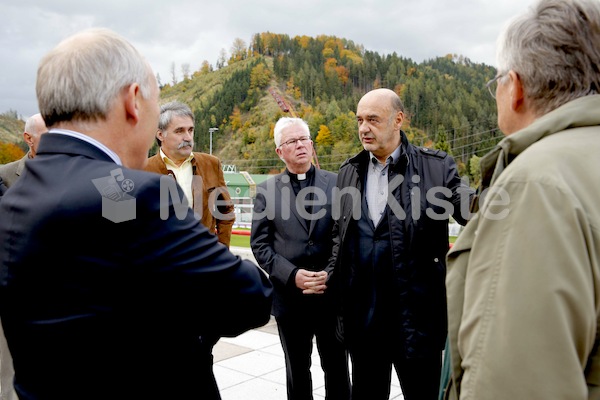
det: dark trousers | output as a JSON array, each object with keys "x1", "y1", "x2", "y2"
[
  {"x1": 276, "y1": 313, "x2": 351, "y2": 400},
  {"x1": 350, "y1": 345, "x2": 442, "y2": 400}
]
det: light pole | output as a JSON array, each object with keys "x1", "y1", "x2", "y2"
[{"x1": 209, "y1": 127, "x2": 219, "y2": 155}]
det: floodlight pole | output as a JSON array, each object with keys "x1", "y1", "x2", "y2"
[{"x1": 209, "y1": 127, "x2": 219, "y2": 155}]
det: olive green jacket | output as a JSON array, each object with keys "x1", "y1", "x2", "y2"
[{"x1": 444, "y1": 95, "x2": 600, "y2": 399}]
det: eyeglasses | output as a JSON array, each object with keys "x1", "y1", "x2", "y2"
[
  {"x1": 486, "y1": 73, "x2": 505, "y2": 99},
  {"x1": 279, "y1": 136, "x2": 312, "y2": 148}
]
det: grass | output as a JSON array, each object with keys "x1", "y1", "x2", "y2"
[
  {"x1": 230, "y1": 232, "x2": 459, "y2": 248},
  {"x1": 230, "y1": 233, "x2": 250, "y2": 248}
]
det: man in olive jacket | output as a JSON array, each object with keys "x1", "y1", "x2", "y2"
[{"x1": 444, "y1": 1, "x2": 600, "y2": 399}]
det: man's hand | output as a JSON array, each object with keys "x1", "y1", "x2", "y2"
[{"x1": 295, "y1": 269, "x2": 328, "y2": 295}]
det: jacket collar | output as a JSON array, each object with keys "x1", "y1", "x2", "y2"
[{"x1": 479, "y1": 94, "x2": 600, "y2": 191}]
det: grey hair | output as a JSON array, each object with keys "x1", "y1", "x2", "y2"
[
  {"x1": 36, "y1": 27, "x2": 155, "y2": 127},
  {"x1": 155, "y1": 101, "x2": 194, "y2": 147},
  {"x1": 496, "y1": 0, "x2": 600, "y2": 115},
  {"x1": 158, "y1": 101, "x2": 194, "y2": 131},
  {"x1": 273, "y1": 117, "x2": 310, "y2": 147},
  {"x1": 24, "y1": 113, "x2": 47, "y2": 138}
]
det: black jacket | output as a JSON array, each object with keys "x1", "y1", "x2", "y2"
[
  {"x1": 251, "y1": 167, "x2": 338, "y2": 318},
  {"x1": 329, "y1": 132, "x2": 473, "y2": 358}
]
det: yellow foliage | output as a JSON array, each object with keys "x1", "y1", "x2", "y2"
[
  {"x1": 324, "y1": 58, "x2": 338, "y2": 69},
  {"x1": 322, "y1": 48, "x2": 334, "y2": 58},
  {"x1": 316, "y1": 125, "x2": 333, "y2": 146},
  {"x1": 0, "y1": 142, "x2": 25, "y2": 163},
  {"x1": 335, "y1": 65, "x2": 349, "y2": 85},
  {"x1": 340, "y1": 49, "x2": 363, "y2": 64},
  {"x1": 296, "y1": 35, "x2": 311, "y2": 49}
]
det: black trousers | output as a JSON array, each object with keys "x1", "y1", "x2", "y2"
[
  {"x1": 350, "y1": 344, "x2": 441, "y2": 400},
  {"x1": 276, "y1": 313, "x2": 351, "y2": 400}
]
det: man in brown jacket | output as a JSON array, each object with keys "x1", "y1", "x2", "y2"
[{"x1": 145, "y1": 101, "x2": 235, "y2": 247}]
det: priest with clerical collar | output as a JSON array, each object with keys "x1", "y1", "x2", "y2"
[{"x1": 250, "y1": 117, "x2": 351, "y2": 400}]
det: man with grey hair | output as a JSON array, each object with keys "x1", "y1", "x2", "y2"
[
  {"x1": 0, "y1": 28, "x2": 272, "y2": 400},
  {"x1": 0, "y1": 112, "x2": 48, "y2": 400},
  {"x1": 145, "y1": 101, "x2": 235, "y2": 247},
  {"x1": 443, "y1": 0, "x2": 600, "y2": 398},
  {"x1": 251, "y1": 117, "x2": 351, "y2": 400},
  {"x1": 0, "y1": 113, "x2": 48, "y2": 187}
]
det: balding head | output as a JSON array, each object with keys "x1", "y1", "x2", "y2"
[
  {"x1": 358, "y1": 88, "x2": 405, "y2": 114},
  {"x1": 356, "y1": 88, "x2": 406, "y2": 163}
]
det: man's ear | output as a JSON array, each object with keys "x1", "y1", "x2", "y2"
[
  {"x1": 395, "y1": 110, "x2": 404, "y2": 130},
  {"x1": 509, "y1": 70, "x2": 526, "y2": 112},
  {"x1": 124, "y1": 83, "x2": 141, "y2": 123},
  {"x1": 23, "y1": 132, "x2": 34, "y2": 147}
]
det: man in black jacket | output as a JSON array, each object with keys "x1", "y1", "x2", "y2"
[{"x1": 329, "y1": 88, "x2": 473, "y2": 400}]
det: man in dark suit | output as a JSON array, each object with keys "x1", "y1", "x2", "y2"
[
  {"x1": 0, "y1": 27, "x2": 272, "y2": 400},
  {"x1": 251, "y1": 117, "x2": 351, "y2": 400}
]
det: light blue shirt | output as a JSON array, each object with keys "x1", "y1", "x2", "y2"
[
  {"x1": 48, "y1": 129, "x2": 122, "y2": 165},
  {"x1": 366, "y1": 146, "x2": 402, "y2": 226}
]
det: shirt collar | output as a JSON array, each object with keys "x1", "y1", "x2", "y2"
[
  {"x1": 49, "y1": 129, "x2": 122, "y2": 165},
  {"x1": 160, "y1": 148, "x2": 194, "y2": 168},
  {"x1": 370, "y1": 144, "x2": 402, "y2": 166}
]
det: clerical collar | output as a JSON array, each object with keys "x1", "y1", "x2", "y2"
[{"x1": 287, "y1": 164, "x2": 315, "y2": 182}]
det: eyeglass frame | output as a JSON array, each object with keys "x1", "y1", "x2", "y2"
[
  {"x1": 486, "y1": 73, "x2": 506, "y2": 99},
  {"x1": 278, "y1": 136, "x2": 312, "y2": 148}
]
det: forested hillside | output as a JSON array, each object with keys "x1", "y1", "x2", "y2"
[
  {"x1": 161, "y1": 32, "x2": 501, "y2": 186},
  {"x1": 1, "y1": 32, "x2": 501, "y2": 186},
  {"x1": 0, "y1": 111, "x2": 26, "y2": 163}
]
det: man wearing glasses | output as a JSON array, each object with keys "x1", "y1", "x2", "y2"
[
  {"x1": 251, "y1": 117, "x2": 351, "y2": 400},
  {"x1": 444, "y1": 0, "x2": 600, "y2": 398}
]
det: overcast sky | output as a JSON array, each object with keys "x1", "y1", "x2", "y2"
[{"x1": 1, "y1": 0, "x2": 538, "y2": 119}]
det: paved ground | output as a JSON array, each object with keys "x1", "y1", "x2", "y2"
[
  {"x1": 213, "y1": 316, "x2": 405, "y2": 400},
  {"x1": 216, "y1": 248, "x2": 405, "y2": 399}
]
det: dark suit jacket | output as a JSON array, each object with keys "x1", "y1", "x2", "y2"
[
  {"x1": 0, "y1": 133, "x2": 273, "y2": 400},
  {"x1": 250, "y1": 167, "x2": 337, "y2": 318},
  {"x1": 145, "y1": 152, "x2": 235, "y2": 247}
]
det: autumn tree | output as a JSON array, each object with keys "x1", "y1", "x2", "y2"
[
  {"x1": 216, "y1": 49, "x2": 227, "y2": 69},
  {"x1": 315, "y1": 124, "x2": 333, "y2": 148},
  {"x1": 0, "y1": 142, "x2": 25, "y2": 164},
  {"x1": 181, "y1": 63, "x2": 190, "y2": 80},
  {"x1": 230, "y1": 38, "x2": 247, "y2": 64},
  {"x1": 197, "y1": 60, "x2": 213, "y2": 76}
]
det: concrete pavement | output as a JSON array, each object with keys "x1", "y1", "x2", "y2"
[{"x1": 217, "y1": 247, "x2": 405, "y2": 399}]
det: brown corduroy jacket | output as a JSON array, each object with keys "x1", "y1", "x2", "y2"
[{"x1": 145, "y1": 151, "x2": 235, "y2": 247}]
